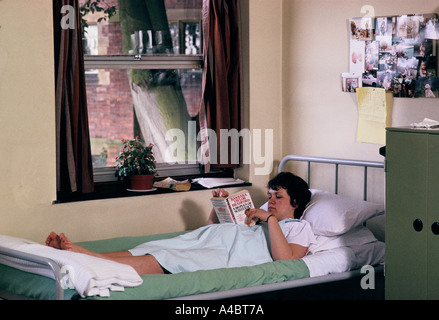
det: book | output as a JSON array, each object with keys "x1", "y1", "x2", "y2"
[
  {"x1": 210, "y1": 189, "x2": 255, "y2": 225},
  {"x1": 153, "y1": 177, "x2": 191, "y2": 191}
]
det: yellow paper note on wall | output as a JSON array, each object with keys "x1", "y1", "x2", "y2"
[{"x1": 356, "y1": 87, "x2": 392, "y2": 145}]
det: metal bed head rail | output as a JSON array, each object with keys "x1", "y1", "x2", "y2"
[
  {"x1": 0, "y1": 246, "x2": 64, "y2": 300},
  {"x1": 278, "y1": 155, "x2": 384, "y2": 201}
]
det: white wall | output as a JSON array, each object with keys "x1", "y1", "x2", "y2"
[
  {"x1": 281, "y1": 0, "x2": 439, "y2": 201},
  {"x1": 283, "y1": 0, "x2": 439, "y2": 159}
]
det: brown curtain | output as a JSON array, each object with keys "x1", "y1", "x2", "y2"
[
  {"x1": 199, "y1": 0, "x2": 242, "y2": 171},
  {"x1": 53, "y1": 0, "x2": 94, "y2": 196}
]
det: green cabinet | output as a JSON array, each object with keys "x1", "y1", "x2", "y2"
[{"x1": 386, "y1": 127, "x2": 439, "y2": 300}]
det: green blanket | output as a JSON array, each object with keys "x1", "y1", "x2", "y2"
[{"x1": 0, "y1": 232, "x2": 310, "y2": 300}]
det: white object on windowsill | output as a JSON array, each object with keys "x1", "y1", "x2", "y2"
[{"x1": 192, "y1": 177, "x2": 245, "y2": 189}]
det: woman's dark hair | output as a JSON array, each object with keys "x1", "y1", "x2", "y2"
[{"x1": 268, "y1": 172, "x2": 311, "y2": 219}]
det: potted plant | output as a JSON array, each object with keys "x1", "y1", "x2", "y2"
[{"x1": 115, "y1": 137, "x2": 157, "y2": 190}]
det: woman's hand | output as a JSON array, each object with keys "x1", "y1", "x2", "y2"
[
  {"x1": 212, "y1": 188, "x2": 229, "y2": 198},
  {"x1": 207, "y1": 188, "x2": 229, "y2": 225},
  {"x1": 245, "y1": 208, "x2": 272, "y2": 226}
]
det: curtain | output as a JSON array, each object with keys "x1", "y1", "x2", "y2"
[
  {"x1": 53, "y1": 0, "x2": 94, "y2": 196},
  {"x1": 199, "y1": 0, "x2": 242, "y2": 171}
]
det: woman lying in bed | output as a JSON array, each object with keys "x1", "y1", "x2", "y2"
[{"x1": 45, "y1": 172, "x2": 316, "y2": 275}]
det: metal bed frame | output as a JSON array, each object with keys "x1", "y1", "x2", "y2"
[
  {"x1": 0, "y1": 155, "x2": 385, "y2": 300},
  {"x1": 279, "y1": 155, "x2": 384, "y2": 201},
  {"x1": 0, "y1": 247, "x2": 64, "y2": 300},
  {"x1": 175, "y1": 155, "x2": 385, "y2": 299}
]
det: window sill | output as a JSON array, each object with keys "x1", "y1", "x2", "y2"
[{"x1": 54, "y1": 172, "x2": 251, "y2": 204}]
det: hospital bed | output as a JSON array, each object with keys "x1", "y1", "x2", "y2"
[{"x1": 0, "y1": 155, "x2": 385, "y2": 300}]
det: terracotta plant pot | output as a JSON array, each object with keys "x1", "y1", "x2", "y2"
[{"x1": 129, "y1": 174, "x2": 154, "y2": 190}]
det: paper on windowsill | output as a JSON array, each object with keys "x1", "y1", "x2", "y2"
[
  {"x1": 411, "y1": 118, "x2": 439, "y2": 129},
  {"x1": 192, "y1": 177, "x2": 245, "y2": 189}
]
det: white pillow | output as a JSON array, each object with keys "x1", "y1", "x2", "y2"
[
  {"x1": 308, "y1": 225, "x2": 378, "y2": 254},
  {"x1": 259, "y1": 201, "x2": 268, "y2": 211},
  {"x1": 302, "y1": 189, "x2": 384, "y2": 236}
]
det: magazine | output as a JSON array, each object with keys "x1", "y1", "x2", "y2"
[{"x1": 210, "y1": 189, "x2": 255, "y2": 225}]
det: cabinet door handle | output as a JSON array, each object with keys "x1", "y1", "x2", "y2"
[
  {"x1": 432, "y1": 222, "x2": 439, "y2": 235},
  {"x1": 413, "y1": 219, "x2": 423, "y2": 232}
]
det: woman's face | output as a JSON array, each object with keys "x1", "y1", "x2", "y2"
[{"x1": 267, "y1": 187, "x2": 296, "y2": 220}]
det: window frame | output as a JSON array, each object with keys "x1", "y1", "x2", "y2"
[
  {"x1": 84, "y1": 54, "x2": 203, "y2": 70},
  {"x1": 53, "y1": 2, "x2": 249, "y2": 204},
  {"x1": 84, "y1": 53, "x2": 206, "y2": 183}
]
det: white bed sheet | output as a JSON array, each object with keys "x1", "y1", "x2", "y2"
[
  {"x1": 302, "y1": 247, "x2": 355, "y2": 277},
  {"x1": 302, "y1": 240, "x2": 384, "y2": 277},
  {"x1": 350, "y1": 241, "x2": 385, "y2": 269}
]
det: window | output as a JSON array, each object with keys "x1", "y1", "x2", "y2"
[{"x1": 81, "y1": 0, "x2": 205, "y2": 183}]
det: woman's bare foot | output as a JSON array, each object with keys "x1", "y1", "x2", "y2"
[
  {"x1": 58, "y1": 233, "x2": 101, "y2": 257},
  {"x1": 58, "y1": 233, "x2": 74, "y2": 251},
  {"x1": 45, "y1": 233, "x2": 162, "y2": 274},
  {"x1": 45, "y1": 232, "x2": 62, "y2": 249},
  {"x1": 45, "y1": 233, "x2": 123, "y2": 262},
  {"x1": 46, "y1": 232, "x2": 92, "y2": 255}
]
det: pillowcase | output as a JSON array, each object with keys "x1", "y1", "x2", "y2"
[
  {"x1": 308, "y1": 225, "x2": 378, "y2": 254},
  {"x1": 302, "y1": 189, "x2": 384, "y2": 236}
]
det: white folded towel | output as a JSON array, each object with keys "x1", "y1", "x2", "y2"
[{"x1": 0, "y1": 235, "x2": 143, "y2": 297}]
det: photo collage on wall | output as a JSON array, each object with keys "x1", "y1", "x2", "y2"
[{"x1": 342, "y1": 13, "x2": 439, "y2": 98}]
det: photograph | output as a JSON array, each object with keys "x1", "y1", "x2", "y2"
[
  {"x1": 423, "y1": 16, "x2": 439, "y2": 40},
  {"x1": 346, "y1": 13, "x2": 438, "y2": 97},
  {"x1": 414, "y1": 38, "x2": 433, "y2": 58},
  {"x1": 396, "y1": 15, "x2": 408, "y2": 38},
  {"x1": 376, "y1": 17, "x2": 393, "y2": 36},
  {"x1": 365, "y1": 41, "x2": 379, "y2": 71},
  {"x1": 396, "y1": 56, "x2": 419, "y2": 77},
  {"x1": 415, "y1": 76, "x2": 439, "y2": 97},
  {"x1": 417, "y1": 56, "x2": 436, "y2": 78},
  {"x1": 379, "y1": 52, "x2": 397, "y2": 72},
  {"x1": 392, "y1": 37, "x2": 415, "y2": 58},
  {"x1": 362, "y1": 71, "x2": 378, "y2": 87},
  {"x1": 406, "y1": 15, "x2": 422, "y2": 39},
  {"x1": 376, "y1": 35, "x2": 393, "y2": 52},
  {"x1": 378, "y1": 70, "x2": 396, "y2": 90},
  {"x1": 342, "y1": 73, "x2": 362, "y2": 92},
  {"x1": 350, "y1": 17, "x2": 373, "y2": 41},
  {"x1": 350, "y1": 40, "x2": 365, "y2": 74}
]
